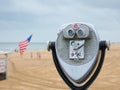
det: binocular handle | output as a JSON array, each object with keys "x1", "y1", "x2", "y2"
[{"x1": 100, "y1": 40, "x2": 110, "y2": 51}]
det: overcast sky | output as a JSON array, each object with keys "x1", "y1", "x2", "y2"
[{"x1": 0, "y1": 0, "x2": 120, "y2": 42}]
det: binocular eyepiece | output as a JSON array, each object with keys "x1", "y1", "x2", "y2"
[{"x1": 63, "y1": 24, "x2": 89, "y2": 39}]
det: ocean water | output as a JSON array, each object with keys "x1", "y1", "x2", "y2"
[{"x1": 0, "y1": 42, "x2": 47, "y2": 52}]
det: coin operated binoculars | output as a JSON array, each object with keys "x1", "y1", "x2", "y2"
[{"x1": 47, "y1": 23, "x2": 110, "y2": 90}]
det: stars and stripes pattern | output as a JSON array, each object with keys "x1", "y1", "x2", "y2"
[{"x1": 19, "y1": 34, "x2": 32, "y2": 55}]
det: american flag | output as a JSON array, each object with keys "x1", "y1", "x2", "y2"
[{"x1": 19, "y1": 34, "x2": 32, "y2": 55}]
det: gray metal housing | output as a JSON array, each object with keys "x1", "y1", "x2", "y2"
[{"x1": 55, "y1": 23, "x2": 100, "y2": 84}]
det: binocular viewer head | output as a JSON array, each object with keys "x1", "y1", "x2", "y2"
[
  {"x1": 48, "y1": 22, "x2": 110, "y2": 89},
  {"x1": 56, "y1": 23, "x2": 99, "y2": 65}
]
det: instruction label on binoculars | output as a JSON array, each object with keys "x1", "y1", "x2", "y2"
[
  {"x1": 69, "y1": 40, "x2": 85, "y2": 59},
  {"x1": 0, "y1": 60, "x2": 6, "y2": 73}
]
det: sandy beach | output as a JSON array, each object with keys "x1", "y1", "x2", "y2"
[{"x1": 0, "y1": 44, "x2": 120, "y2": 90}]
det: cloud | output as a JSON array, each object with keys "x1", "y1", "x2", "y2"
[
  {"x1": 80, "y1": 0, "x2": 120, "y2": 10},
  {"x1": 0, "y1": 0, "x2": 51, "y2": 15}
]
